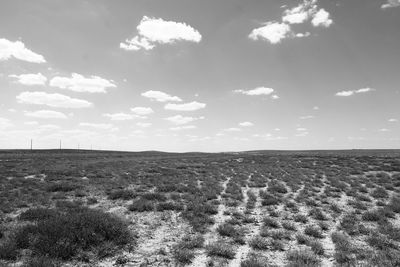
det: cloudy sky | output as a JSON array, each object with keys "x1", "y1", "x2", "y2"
[{"x1": 0, "y1": 0, "x2": 399, "y2": 152}]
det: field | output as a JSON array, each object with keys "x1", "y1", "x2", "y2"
[{"x1": 0, "y1": 149, "x2": 400, "y2": 267}]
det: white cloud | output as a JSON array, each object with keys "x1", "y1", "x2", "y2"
[
  {"x1": 336, "y1": 88, "x2": 375, "y2": 96},
  {"x1": 136, "y1": 122, "x2": 152, "y2": 128},
  {"x1": 141, "y1": 90, "x2": 182, "y2": 102},
  {"x1": 120, "y1": 16, "x2": 202, "y2": 51},
  {"x1": 295, "y1": 32, "x2": 311, "y2": 38},
  {"x1": 239, "y1": 122, "x2": 254, "y2": 127},
  {"x1": 300, "y1": 115, "x2": 315, "y2": 120},
  {"x1": 271, "y1": 94, "x2": 280, "y2": 100},
  {"x1": 296, "y1": 127, "x2": 308, "y2": 131},
  {"x1": 224, "y1": 127, "x2": 242, "y2": 132},
  {"x1": 38, "y1": 124, "x2": 61, "y2": 131},
  {"x1": 130, "y1": 107, "x2": 154, "y2": 115},
  {"x1": 282, "y1": 0, "x2": 317, "y2": 24},
  {"x1": 164, "y1": 101, "x2": 206, "y2": 111},
  {"x1": 17, "y1": 91, "x2": 92, "y2": 109},
  {"x1": 379, "y1": 128, "x2": 390, "y2": 132},
  {"x1": 388, "y1": 118, "x2": 398, "y2": 122},
  {"x1": 0, "y1": 38, "x2": 46, "y2": 63},
  {"x1": 165, "y1": 115, "x2": 203, "y2": 125},
  {"x1": 0, "y1": 117, "x2": 13, "y2": 129},
  {"x1": 234, "y1": 87, "x2": 274, "y2": 96},
  {"x1": 9, "y1": 73, "x2": 47, "y2": 86},
  {"x1": 103, "y1": 113, "x2": 138, "y2": 121},
  {"x1": 249, "y1": 22, "x2": 292, "y2": 44},
  {"x1": 25, "y1": 110, "x2": 68, "y2": 119},
  {"x1": 313, "y1": 106, "x2": 319, "y2": 110},
  {"x1": 50, "y1": 73, "x2": 116, "y2": 93},
  {"x1": 311, "y1": 9, "x2": 333, "y2": 27},
  {"x1": 250, "y1": 1, "x2": 332, "y2": 44},
  {"x1": 79, "y1": 122, "x2": 114, "y2": 130},
  {"x1": 24, "y1": 121, "x2": 38, "y2": 125},
  {"x1": 170, "y1": 125, "x2": 197, "y2": 131},
  {"x1": 336, "y1": 90, "x2": 354, "y2": 97},
  {"x1": 382, "y1": 0, "x2": 400, "y2": 9}
]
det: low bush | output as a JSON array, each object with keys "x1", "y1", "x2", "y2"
[
  {"x1": 286, "y1": 249, "x2": 320, "y2": 266},
  {"x1": 141, "y1": 192, "x2": 167, "y2": 202},
  {"x1": 19, "y1": 208, "x2": 58, "y2": 221},
  {"x1": 308, "y1": 240, "x2": 324, "y2": 256},
  {"x1": 282, "y1": 221, "x2": 296, "y2": 231},
  {"x1": 12, "y1": 207, "x2": 133, "y2": 260},
  {"x1": 304, "y1": 225, "x2": 323, "y2": 239},
  {"x1": 156, "y1": 201, "x2": 184, "y2": 211},
  {"x1": 263, "y1": 217, "x2": 280, "y2": 228},
  {"x1": 173, "y1": 248, "x2": 195, "y2": 264},
  {"x1": 206, "y1": 242, "x2": 236, "y2": 259},
  {"x1": 371, "y1": 187, "x2": 389, "y2": 199},
  {"x1": 22, "y1": 256, "x2": 60, "y2": 267},
  {"x1": 46, "y1": 182, "x2": 79, "y2": 192},
  {"x1": 179, "y1": 234, "x2": 204, "y2": 249},
  {"x1": 249, "y1": 236, "x2": 269, "y2": 250},
  {"x1": 240, "y1": 255, "x2": 268, "y2": 267},
  {"x1": 294, "y1": 214, "x2": 308, "y2": 224},
  {"x1": 108, "y1": 189, "x2": 137, "y2": 200},
  {"x1": 128, "y1": 199, "x2": 154, "y2": 212}
]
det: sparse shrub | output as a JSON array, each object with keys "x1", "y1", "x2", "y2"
[
  {"x1": 340, "y1": 213, "x2": 360, "y2": 235},
  {"x1": 179, "y1": 234, "x2": 204, "y2": 249},
  {"x1": 249, "y1": 236, "x2": 269, "y2": 250},
  {"x1": 263, "y1": 217, "x2": 280, "y2": 228},
  {"x1": 141, "y1": 192, "x2": 167, "y2": 202},
  {"x1": 282, "y1": 221, "x2": 296, "y2": 231},
  {"x1": 206, "y1": 242, "x2": 236, "y2": 259},
  {"x1": 108, "y1": 189, "x2": 137, "y2": 200},
  {"x1": 308, "y1": 240, "x2": 324, "y2": 256},
  {"x1": 46, "y1": 182, "x2": 79, "y2": 192},
  {"x1": 128, "y1": 199, "x2": 154, "y2": 212},
  {"x1": 217, "y1": 223, "x2": 237, "y2": 237},
  {"x1": 86, "y1": 197, "x2": 98, "y2": 205},
  {"x1": 23, "y1": 256, "x2": 60, "y2": 267},
  {"x1": 304, "y1": 225, "x2": 323, "y2": 239},
  {"x1": 268, "y1": 182, "x2": 288, "y2": 194},
  {"x1": 367, "y1": 233, "x2": 397, "y2": 250},
  {"x1": 309, "y1": 208, "x2": 328, "y2": 221},
  {"x1": 156, "y1": 201, "x2": 183, "y2": 211},
  {"x1": 388, "y1": 196, "x2": 400, "y2": 213},
  {"x1": 371, "y1": 187, "x2": 389, "y2": 199},
  {"x1": 12, "y1": 207, "x2": 132, "y2": 260},
  {"x1": 19, "y1": 208, "x2": 58, "y2": 221},
  {"x1": 318, "y1": 221, "x2": 330, "y2": 231},
  {"x1": 240, "y1": 255, "x2": 268, "y2": 267},
  {"x1": 0, "y1": 240, "x2": 18, "y2": 260},
  {"x1": 286, "y1": 249, "x2": 320, "y2": 266},
  {"x1": 296, "y1": 234, "x2": 309, "y2": 245},
  {"x1": 270, "y1": 239, "x2": 285, "y2": 251},
  {"x1": 362, "y1": 210, "x2": 381, "y2": 222},
  {"x1": 294, "y1": 214, "x2": 308, "y2": 224},
  {"x1": 173, "y1": 248, "x2": 195, "y2": 264}
]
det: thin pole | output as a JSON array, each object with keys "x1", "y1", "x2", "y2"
[
  {"x1": 30, "y1": 139, "x2": 32, "y2": 150},
  {"x1": 59, "y1": 140, "x2": 61, "y2": 150}
]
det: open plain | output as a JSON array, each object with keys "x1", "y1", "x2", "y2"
[{"x1": 0, "y1": 149, "x2": 400, "y2": 267}]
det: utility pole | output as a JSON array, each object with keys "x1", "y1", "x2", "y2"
[
  {"x1": 59, "y1": 140, "x2": 62, "y2": 150},
  {"x1": 30, "y1": 139, "x2": 33, "y2": 151}
]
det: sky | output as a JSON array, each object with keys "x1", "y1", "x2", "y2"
[{"x1": 0, "y1": 0, "x2": 399, "y2": 152}]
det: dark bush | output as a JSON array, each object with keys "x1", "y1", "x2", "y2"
[
  {"x1": 156, "y1": 202, "x2": 184, "y2": 211},
  {"x1": 286, "y1": 249, "x2": 320, "y2": 266},
  {"x1": 128, "y1": 199, "x2": 154, "y2": 212},
  {"x1": 249, "y1": 236, "x2": 269, "y2": 250},
  {"x1": 46, "y1": 182, "x2": 79, "y2": 192},
  {"x1": 206, "y1": 242, "x2": 236, "y2": 259},
  {"x1": 173, "y1": 248, "x2": 195, "y2": 264},
  {"x1": 19, "y1": 208, "x2": 58, "y2": 221},
  {"x1": 13, "y1": 207, "x2": 132, "y2": 260},
  {"x1": 304, "y1": 225, "x2": 323, "y2": 239},
  {"x1": 108, "y1": 189, "x2": 137, "y2": 200}
]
